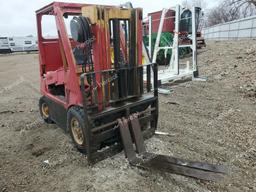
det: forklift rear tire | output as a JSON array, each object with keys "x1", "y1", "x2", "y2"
[
  {"x1": 67, "y1": 107, "x2": 87, "y2": 153},
  {"x1": 39, "y1": 97, "x2": 54, "y2": 124}
]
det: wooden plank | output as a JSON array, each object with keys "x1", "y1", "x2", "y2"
[
  {"x1": 82, "y1": 6, "x2": 98, "y2": 24},
  {"x1": 107, "y1": 8, "x2": 131, "y2": 19}
]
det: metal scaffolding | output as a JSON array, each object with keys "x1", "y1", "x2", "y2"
[{"x1": 143, "y1": 5, "x2": 201, "y2": 85}]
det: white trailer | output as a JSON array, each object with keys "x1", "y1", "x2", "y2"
[
  {"x1": 8, "y1": 36, "x2": 38, "y2": 52},
  {"x1": 0, "y1": 37, "x2": 11, "y2": 53}
]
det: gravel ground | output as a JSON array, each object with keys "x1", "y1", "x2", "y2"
[{"x1": 0, "y1": 40, "x2": 256, "y2": 192}]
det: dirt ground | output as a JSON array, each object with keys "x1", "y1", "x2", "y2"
[{"x1": 0, "y1": 40, "x2": 256, "y2": 192}]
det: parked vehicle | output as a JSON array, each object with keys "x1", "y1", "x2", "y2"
[
  {"x1": 143, "y1": 7, "x2": 206, "y2": 65},
  {"x1": 0, "y1": 37, "x2": 11, "y2": 53},
  {"x1": 0, "y1": 36, "x2": 38, "y2": 54},
  {"x1": 8, "y1": 36, "x2": 38, "y2": 53}
]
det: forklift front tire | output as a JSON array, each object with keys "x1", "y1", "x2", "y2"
[
  {"x1": 67, "y1": 107, "x2": 87, "y2": 153},
  {"x1": 39, "y1": 97, "x2": 54, "y2": 124}
]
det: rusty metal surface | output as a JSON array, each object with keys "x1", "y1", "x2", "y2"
[
  {"x1": 129, "y1": 114, "x2": 146, "y2": 154},
  {"x1": 118, "y1": 118, "x2": 136, "y2": 161},
  {"x1": 138, "y1": 155, "x2": 225, "y2": 181},
  {"x1": 119, "y1": 115, "x2": 229, "y2": 181}
]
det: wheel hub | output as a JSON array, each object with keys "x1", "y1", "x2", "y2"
[
  {"x1": 42, "y1": 103, "x2": 49, "y2": 118},
  {"x1": 71, "y1": 118, "x2": 84, "y2": 145}
]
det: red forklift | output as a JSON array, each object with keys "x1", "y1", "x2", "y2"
[{"x1": 36, "y1": 2, "x2": 227, "y2": 181}]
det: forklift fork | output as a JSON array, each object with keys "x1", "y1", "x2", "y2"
[{"x1": 118, "y1": 114, "x2": 229, "y2": 181}]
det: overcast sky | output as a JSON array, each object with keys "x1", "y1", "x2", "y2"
[{"x1": 0, "y1": 0, "x2": 219, "y2": 37}]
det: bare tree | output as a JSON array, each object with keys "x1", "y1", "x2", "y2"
[
  {"x1": 229, "y1": 0, "x2": 256, "y2": 17},
  {"x1": 206, "y1": 0, "x2": 256, "y2": 27},
  {"x1": 207, "y1": 0, "x2": 239, "y2": 26},
  {"x1": 231, "y1": 0, "x2": 256, "y2": 7}
]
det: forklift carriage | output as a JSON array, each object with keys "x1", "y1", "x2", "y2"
[{"x1": 36, "y1": 2, "x2": 227, "y2": 181}]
